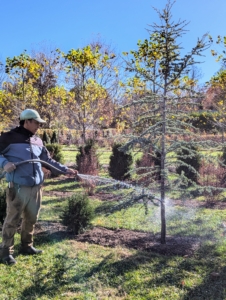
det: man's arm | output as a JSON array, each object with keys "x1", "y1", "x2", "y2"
[
  {"x1": 39, "y1": 146, "x2": 78, "y2": 177},
  {"x1": 0, "y1": 132, "x2": 14, "y2": 172}
]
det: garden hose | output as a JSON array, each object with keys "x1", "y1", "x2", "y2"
[{"x1": 0, "y1": 159, "x2": 72, "y2": 179}]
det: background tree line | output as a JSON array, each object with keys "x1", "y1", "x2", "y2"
[{"x1": 1, "y1": 27, "x2": 226, "y2": 142}]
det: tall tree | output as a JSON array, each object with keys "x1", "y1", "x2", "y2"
[
  {"x1": 206, "y1": 37, "x2": 226, "y2": 140},
  {"x1": 5, "y1": 52, "x2": 40, "y2": 107},
  {"x1": 60, "y1": 43, "x2": 120, "y2": 142},
  {"x1": 28, "y1": 49, "x2": 66, "y2": 128},
  {"x1": 0, "y1": 53, "x2": 39, "y2": 126},
  {"x1": 4, "y1": 49, "x2": 67, "y2": 128},
  {"x1": 114, "y1": 0, "x2": 212, "y2": 243}
]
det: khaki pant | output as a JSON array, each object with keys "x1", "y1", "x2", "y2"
[{"x1": 0, "y1": 184, "x2": 42, "y2": 255}]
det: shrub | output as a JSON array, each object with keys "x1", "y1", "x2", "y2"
[
  {"x1": 60, "y1": 193, "x2": 94, "y2": 234},
  {"x1": 189, "y1": 111, "x2": 218, "y2": 132},
  {"x1": 76, "y1": 139, "x2": 99, "y2": 176},
  {"x1": 45, "y1": 143, "x2": 65, "y2": 164},
  {"x1": 176, "y1": 143, "x2": 201, "y2": 185},
  {"x1": 0, "y1": 187, "x2": 6, "y2": 226},
  {"x1": 199, "y1": 160, "x2": 226, "y2": 188},
  {"x1": 136, "y1": 148, "x2": 161, "y2": 185},
  {"x1": 199, "y1": 160, "x2": 226, "y2": 202},
  {"x1": 51, "y1": 131, "x2": 58, "y2": 144},
  {"x1": 108, "y1": 143, "x2": 133, "y2": 180},
  {"x1": 42, "y1": 131, "x2": 50, "y2": 144}
]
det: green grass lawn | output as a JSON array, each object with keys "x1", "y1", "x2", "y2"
[
  {"x1": 1, "y1": 147, "x2": 226, "y2": 299},
  {"x1": 62, "y1": 146, "x2": 78, "y2": 166}
]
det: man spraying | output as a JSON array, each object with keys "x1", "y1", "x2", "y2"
[{"x1": 0, "y1": 109, "x2": 77, "y2": 265}]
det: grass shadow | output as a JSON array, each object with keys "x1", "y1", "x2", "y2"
[
  {"x1": 31, "y1": 230, "x2": 74, "y2": 248},
  {"x1": 94, "y1": 201, "x2": 118, "y2": 214},
  {"x1": 181, "y1": 243, "x2": 226, "y2": 299},
  {"x1": 70, "y1": 242, "x2": 226, "y2": 299},
  {"x1": 18, "y1": 253, "x2": 76, "y2": 299}
]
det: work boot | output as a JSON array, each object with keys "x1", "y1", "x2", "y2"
[
  {"x1": 20, "y1": 246, "x2": 43, "y2": 255},
  {"x1": 2, "y1": 255, "x2": 17, "y2": 265},
  {"x1": 0, "y1": 249, "x2": 17, "y2": 265}
]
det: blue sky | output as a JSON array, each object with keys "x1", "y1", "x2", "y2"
[{"x1": 1, "y1": 0, "x2": 226, "y2": 83}]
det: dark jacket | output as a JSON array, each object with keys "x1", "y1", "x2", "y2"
[{"x1": 0, "y1": 126, "x2": 67, "y2": 186}]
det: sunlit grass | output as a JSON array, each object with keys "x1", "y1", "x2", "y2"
[{"x1": 62, "y1": 149, "x2": 78, "y2": 165}]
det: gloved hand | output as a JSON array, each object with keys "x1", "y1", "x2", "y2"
[{"x1": 3, "y1": 162, "x2": 16, "y2": 173}]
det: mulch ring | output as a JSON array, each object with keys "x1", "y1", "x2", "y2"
[
  {"x1": 75, "y1": 226, "x2": 200, "y2": 256},
  {"x1": 34, "y1": 222, "x2": 200, "y2": 257}
]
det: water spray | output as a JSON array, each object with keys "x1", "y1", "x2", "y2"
[{"x1": 78, "y1": 173, "x2": 161, "y2": 205}]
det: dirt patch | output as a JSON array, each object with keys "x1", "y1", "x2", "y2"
[
  {"x1": 75, "y1": 226, "x2": 200, "y2": 256},
  {"x1": 43, "y1": 190, "x2": 74, "y2": 198},
  {"x1": 34, "y1": 222, "x2": 200, "y2": 257},
  {"x1": 35, "y1": 221, "x2": 68, "y2": 234}
]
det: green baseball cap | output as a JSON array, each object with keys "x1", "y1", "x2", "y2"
[{"x1": 20, "y1": 109, "x2": 46, "y2": 123}]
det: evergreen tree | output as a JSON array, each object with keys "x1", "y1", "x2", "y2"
[
  {"x1": 76, "y1": 139, "x2": 99, "y2": 175},
  {"x1": 136, "y1": 147, "x2": 161, "y2": 185},
  {"x1": 42, "y1": 131, "x2": 50, "y2": 144},
  {"x1": 60, "y1": 193, "x2": 94, "y2": 234},
  {"x1": 176, "y1": 143, "x2": 201, "y2": 185},
  {"x1": 51, "y1": 131, "x2": 58, "y2": 144},
  {"x1": 113, "y1": 0, "x2": 215, "y2": 243},
  {"x1": 45, "y1": 143, "x2": 65, "y2": 164},
  {"x1": 108, "y1": 143, "x2": 133, "y2": 180}
]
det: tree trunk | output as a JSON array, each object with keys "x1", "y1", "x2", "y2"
[{"x1": 160, "y1": 92, "x2": 167, "y2": 244}]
